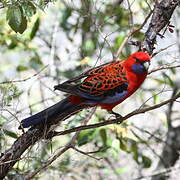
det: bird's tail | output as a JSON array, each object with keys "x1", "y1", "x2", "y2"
[{"x1": 20, "y1": 96, "x2": 80, "y2": 128}]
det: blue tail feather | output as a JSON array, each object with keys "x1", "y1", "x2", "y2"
[{"x1": 21, "y1": 97, "x2": 74, "y2": 128}]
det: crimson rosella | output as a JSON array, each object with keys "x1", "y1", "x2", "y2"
[{"x1": 21, "y1": 51, "x2": 151, "y2": 128}]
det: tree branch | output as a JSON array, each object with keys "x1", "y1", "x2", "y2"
[
  {"x1": 0, "y1": 65, "x2": 48, "y2": 84},
  {"x1": 151, "y1": 87, "x2": 180, "y2": 180},
  {"x1": 115, "y1": 10, "x2": 152, "y2": 59},
  {"x1": 148, "y1": 64, "x2": 180, "y2": 74},
  {"x1": 24, "y1": 108, "x2": 95, "y2": 179},
  {"x1": 141, "y1": 0, "x2": 180, "y2": 54},
  {"x1": 0, "y1": 104, "x2": 88, "y2": 179},
  {"x1": 45, "y1": 93, "x2": 180, "y2": 139}
]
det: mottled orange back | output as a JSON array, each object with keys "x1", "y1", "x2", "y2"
[{"x1": 79, "y1": 61, "x2": 128, "y2": 96}]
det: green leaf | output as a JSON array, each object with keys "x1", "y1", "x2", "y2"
[
  {"x1": 77, "y1": 129, "x2": 96, "y2": 146},
  {"x1": 60, "y1": 7, "x2": 72, "y2": 31},
  {"x1": 153, "y1": 93, "x2": 160, "y2": 104},
  {"x1": 29, "y1": 56, "x2": 43, "y2": 70},
  {"x1": 16, "y1": 65, "x2": 28, "y2": 72},
  {"x1": 7, "y1": 40, "x2": 17, "y2": 49},
  {"x1": 131, "y1": 142, "x2": 139, "y2": 162},
  {"x1": 114, "y1": 167, "x2": 127, "y2": 174},
  {"x1": 18, "y1": 15, "x2": 27, "y2": 34},
  {"x1": 83, "y1": 40, "x2": 95, "y2": 52},
  {"x1": 3, "y1": 130, "x2": 18, "y2": 139},
  {"x1": 99, "y1": 128, "x2": 107, "y2": 146},
  {"x1": 114, "y1": 32, "x2": 125, "y2": 50},
  {"x1": 0, "y1": 116, "x2": 8, "y2": 125},
  {"x1": 170, "y1": 67, "x2": 176, "y2": 74},
  {"x1": 7, "y1": 6, "x2": 22, "y2": 33},
  {"x1": 142, "y1": 155, "x2": 152, "y2": 168},
  {"x1": 6, "y1": 6, "x2": 27, "y2": 34},
  {"x1": 154, "y1": 78, "x2": 166, "y2": 85},
  {"x1": 162, "y1": 73, "x2": 174, "y2": 87},
  {"x1": 30, "y1": 18, "x2": 40, "y2": 40},
  {"x1": 119, "y1": 139, "x2": 128, "y2": 152},
  {"x1": 133, "y1": 31, "x2": 144, "y2": 40},
  {"x1": 22, "y1": 1, "x2": 36, "y2": 17}
]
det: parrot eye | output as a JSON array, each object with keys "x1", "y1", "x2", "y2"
[{"x1": 135, "y1": 58, "x2": 141, "y2": 63}]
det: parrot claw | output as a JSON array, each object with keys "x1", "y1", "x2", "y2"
[
  {"x1": 109, "y1": 111, "x2": 123, "y2": 119},
  {"x1": 109, "y1": 111, "x2": 123, "y2": 124},
  {"x1": 54, "y1": 85, "x2": 59, "y2": 91}
]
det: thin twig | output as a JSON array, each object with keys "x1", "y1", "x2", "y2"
[
  {"x1": 134, "y1": 165, "x2": 180, "y2": 180},
  {"x1": 114, "y1": 10, "x2": 152, "y2": 59},
  {"x1": 0, "y1": 65, "x2": 49, "y2": 84},
  {"x1": 72, "y1": 147, "x2": 101, "y2": 160},
  {"x1": 148, "y1": 64, "x2": 180, "y2": 74},
  {"x1": 152, "y1": 43, "x2": 176, "y2": 57},
  {"x1": 24, "y1": 108, "x2": 96, "y2": 179}
]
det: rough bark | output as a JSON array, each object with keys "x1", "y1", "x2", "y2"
[
  {"x1": 141, "y1": 0, "x2": 180, "y2": 54},
  {"x1": 151, "y1": 87, "x2": 180, "y2": 180}
]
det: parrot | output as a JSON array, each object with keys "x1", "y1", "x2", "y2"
[{"x1": 20, "y1": 51, "x2": 151, "y2": 128}]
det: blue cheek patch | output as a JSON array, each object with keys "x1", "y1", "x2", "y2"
[{"x1": 132, "y1": 64, "x2": 145, "y2": 74}]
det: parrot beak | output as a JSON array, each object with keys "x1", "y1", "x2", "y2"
[{"x1": 143, "y1": 61, "x2": 150, "y2": 71}]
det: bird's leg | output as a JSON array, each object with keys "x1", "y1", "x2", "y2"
[{"x1": 109, "y1": 110, "x2": 123, "y2": 119}]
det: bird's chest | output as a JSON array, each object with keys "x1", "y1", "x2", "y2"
[{"x1": 127, "y1": 72, "x2": 146, "y2": 93}]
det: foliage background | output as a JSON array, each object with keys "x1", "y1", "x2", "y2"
[{"x1": 0, "y1": 0, "x2": 180, "y2": 179}]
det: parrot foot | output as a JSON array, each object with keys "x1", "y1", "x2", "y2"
[{"x1": 109, "y1": 111, "x2": 123, "y2": 119}]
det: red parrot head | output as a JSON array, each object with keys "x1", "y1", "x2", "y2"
[{"x1": 125, "y1": 51, "x2": 151, "y2": 74}]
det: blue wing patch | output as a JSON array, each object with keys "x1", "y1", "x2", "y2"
[
  {"x1": 85, "y1": 82, "x2": 128, "y2": 104},
  {"x1": 99, "y1": 90, "x2": 128, "y2": 104}
]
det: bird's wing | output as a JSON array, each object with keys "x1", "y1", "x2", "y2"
[{"x1": 55, "y1": 61, "x2": 129, "y2": 102}]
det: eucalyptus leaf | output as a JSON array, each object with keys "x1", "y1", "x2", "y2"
[
  {"x1": 142, "y1": 155, "x2": 152, "y2": 168},
  {"x1": 30, "y1": 18, "x2": 40, "y2": 39},
  {"x1": 16, "y1": 65, "x2": 28, "y2": 72},
  {"x1": 6, "y1": 6, "x2": 27, "y2": 33},
  {"x1": 22, "y1": 1, "x2": 36, "y2": 17},
  {"x1": 7, "y1": 6, "x2": 22, "y2": 33},
  {"x1": 18, "y1": 15, "x2": 27, "y2": 34},
  {"x1": 3, "y1": 130, "x2": 18, "y2": 139},
  {"x1": 99, "y1": 128, "x2": 107, "y2": 146}
]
